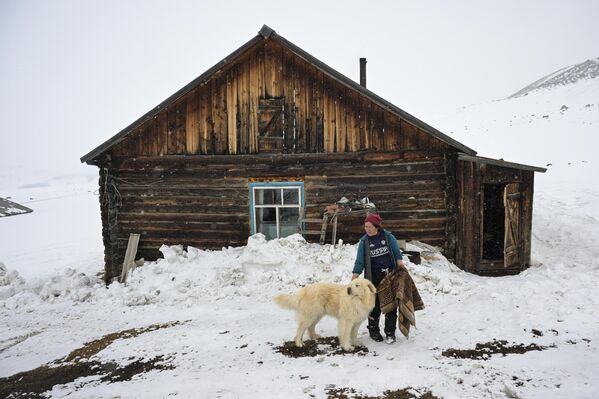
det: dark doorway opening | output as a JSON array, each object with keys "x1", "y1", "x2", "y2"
[{"x1": 483, "y1": 184, "x2": 505, "y2": 260}]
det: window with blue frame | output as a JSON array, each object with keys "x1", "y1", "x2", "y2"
[{"x1": 249, "y1": 182, "x2": 304, "y2": 240}]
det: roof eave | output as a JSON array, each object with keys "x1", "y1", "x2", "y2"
[{"x1": 457, "y1": 153, "x2": 547, "y2": 173}]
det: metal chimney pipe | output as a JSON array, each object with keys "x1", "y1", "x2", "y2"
[{"x1": 359, "y1": 58, "x2": 367, "y2": 88}]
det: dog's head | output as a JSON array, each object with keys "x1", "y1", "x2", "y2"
[{"x1": 347, "y1": 278, "x2": 376, "y2": 301}]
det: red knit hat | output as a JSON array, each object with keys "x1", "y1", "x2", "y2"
[{"x1": 364, "y1": 213, "x2": 382, "y2": 228}]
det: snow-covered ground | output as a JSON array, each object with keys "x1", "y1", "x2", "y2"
[
  {"x1": 0, "y1": 173, "x2": 103, "y2": 279},
  {"x1": 1, "y1": 77, "x2": 598, "y2": 398}
]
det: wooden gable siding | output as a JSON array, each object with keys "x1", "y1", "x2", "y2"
[
  {"x1": 100, "y1": 151, "x2": 449, "y2": 282},
  {"x1": 110, "y1": 39, "x2": 447, "y2": 158}
]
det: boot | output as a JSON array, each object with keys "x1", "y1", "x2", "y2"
[
  {"x1": 369, "y1": 330, "x2": 384, "y2": 342},
  {"x1": 368, "y1": 323, "x2": 384, "y2": 342}
]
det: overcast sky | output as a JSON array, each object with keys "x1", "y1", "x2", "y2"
[{"x1": 1, "y1": 0, "x2": 597, "y2": 181}]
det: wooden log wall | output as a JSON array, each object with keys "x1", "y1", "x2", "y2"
[
  {"x1": 456, "y1": 161, "x2": 534, "y2": 275},
  {"x1": 99, "y1": 151, "x2": 449, "y2": 282},
  {"x1": 109, "y1": 39, "x2": 447, "y2": 158}
]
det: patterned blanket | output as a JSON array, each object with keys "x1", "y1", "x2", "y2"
[{"x1": 378, "y1": 265, "x2": 425, "y2": 338}]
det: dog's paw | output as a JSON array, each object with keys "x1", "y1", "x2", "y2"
[
  {"x1": 310, "y1": 333, "x2": 322, "y2": 340},
  {"x1": 352, "y1": 339, "x2": 363, "y2": 347},
  {"x1": 295, "y1": 340, "x2": 304, "y2": 348},
  {"x1": 342, "y1": 345, "x2": 355, "y2": 352}
]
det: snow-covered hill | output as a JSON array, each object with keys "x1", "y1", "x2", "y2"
[
  {"x1": 435, "y1": 59, "x2": 599, "y2": 186},
  {"x1": 509, "y1": 57, "x2": 599, "y2": 98}
]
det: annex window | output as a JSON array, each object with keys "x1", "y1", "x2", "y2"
[{"x1": 250, "y1": 182, "x2": 304, "y2": 240}]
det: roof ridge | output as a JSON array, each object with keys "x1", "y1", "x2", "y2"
[{"x1": 258, "y1": 25, "x2": 275, "y2": 38}]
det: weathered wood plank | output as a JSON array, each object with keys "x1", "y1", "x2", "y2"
[
  {"x1": 186, "y1": 89, "x2": 199, "y2": 154},
  {"x1": 249, "y1": 51, "x2": 259, "y2": 153},
  {"x1": 167, "y1": 100, "x2": 187, "y2": 155},
  {"x1": 226, "y1": 66, "x2": 238, "y2": 155},
  {"x1": 211, "y1": 79, "x2": 227, "y2": 154}
]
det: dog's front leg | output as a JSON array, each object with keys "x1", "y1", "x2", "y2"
[
  {"x1": 350, "y1": 323, "x2": 362, "y2": 347},
  {"x1": 338, "y1": 319, "x2": 354, "y2": 351}
]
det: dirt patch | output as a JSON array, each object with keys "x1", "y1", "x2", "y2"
[
  {"x1": 63, "y1": 320, "x2": 184, "y2": 362},
  {"x1": 442, "y1": 339, "x2": 553, "y2": 360},
  {"x1": 275, "y1": 336, "x2": 371, "y2": 358},
  {"x1": 0, "y1": 321, "x2": 185, "y2": 398},
  {"x1": 325, "y1": 385, "x2": 440, "y2": 399},
  {"x1": 99, "y1": 355, "x2": 174, "y2": 383},
  {"x1": 0, "y1": 356, "x2": 173, "y2": 398}
]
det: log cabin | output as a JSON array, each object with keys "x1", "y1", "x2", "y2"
[{"x1": 81, "y1": 25, "x2": 546, "y2": 282}]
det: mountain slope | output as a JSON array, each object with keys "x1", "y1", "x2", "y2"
[
  {"x1": 509, "y1": 57, "x2": 599, "y2": 98},
  {"x1": 435, "y1": 60, "x2": 599, "y2": 185}
]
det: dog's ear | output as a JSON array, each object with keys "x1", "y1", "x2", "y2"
[{"x1": 367, "y1": 282, "x2": 376, "y2": 294}]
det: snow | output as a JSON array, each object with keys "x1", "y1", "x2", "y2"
[
  {"x1": 1, "y1": 79, "x2": 599, "y2": 398},
  {"x1": 435, "y1": 76, "x2": 599, "y2": 186},
  {"x1": 0, "y1": 174, "x2": 102, "y2": 279}
]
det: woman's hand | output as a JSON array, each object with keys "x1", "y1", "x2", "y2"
[{"x1": 351, "y1": 273, "x2": 360, "y2": 280}]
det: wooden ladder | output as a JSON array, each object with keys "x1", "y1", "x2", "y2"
[{"x1": 298, "y1": 209, "x2": 339, "y2": 245}]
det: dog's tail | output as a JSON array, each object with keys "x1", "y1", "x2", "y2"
[{"x1": 273, "y1": 293, "x2": 299, "y2": 310}]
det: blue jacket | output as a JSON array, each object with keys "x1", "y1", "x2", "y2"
[{"x1": 353, "y1": 229, "x2": 403, "y2": 275}]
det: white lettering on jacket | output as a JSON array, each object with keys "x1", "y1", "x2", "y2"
[{"x1": 370, "y1": 246, "x2": 389, "y2": 258}]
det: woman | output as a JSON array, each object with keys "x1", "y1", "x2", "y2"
[{"x1": 352, "y1": 213, "x2": 403, "y2": 344}]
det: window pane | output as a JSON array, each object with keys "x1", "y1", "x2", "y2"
[
  {"x1": 282, "y1": 188, "x2": 299, "y2": 205},
  {"x1": 255, "y1": 188, "x2": 280, "y2": 205},
  {"x1": 279, "y1": 208, "x2": 300, "y2": 238},
  {"x1": 256, "y1": 207, "x2": 278, "y2": 239}
]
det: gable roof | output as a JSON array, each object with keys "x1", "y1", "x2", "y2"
[{"x1": 81, "y1": 25, "x2": 477, "y2": 164}]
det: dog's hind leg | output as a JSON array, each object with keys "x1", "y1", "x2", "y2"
[
  {"x1": 307, "y1": 316, "x2": 323, "y2": 340},
  {"x1": 294, "y1": 318, "x2": 312, "y2": 348}
]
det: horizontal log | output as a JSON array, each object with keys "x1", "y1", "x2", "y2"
[
  {"x1": 127, "y1": 239, "x2": 248, "y2": 250},
  {"x1": 111, "y1": 151, "x2": 445, "y2": 168},
  {"x1": 117, "y1": 229, "x2": 250, "y2": 240},
  {"x1": 119, "y1": 227, "x2": 249, "y2": 238},
  {"x1": 118, "y1": 212, "x2": 249, "y2": 222},
  {"x1": 310, "y1": 183, "x2": 445, "y2": 194},
  {"x1": 118, "y1": 195, "x2": 248, "y2": 207},
  {"x1": 118, "y1": 204, "x2": 250, "y2": 214},
  {"x1": 116, "y1": 189, "x2": 249, "y2": 197},
  {"x1": 118, "y1": 220, "x2": 246, "y2": 229}
]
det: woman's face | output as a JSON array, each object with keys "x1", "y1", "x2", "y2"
[{"x1": 364, "y1": 222, "x2": 378, "y2": 237}]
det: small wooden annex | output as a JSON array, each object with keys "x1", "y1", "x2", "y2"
[{"x1": 81, "y1": 25, "x2": 546, "y2": 282}]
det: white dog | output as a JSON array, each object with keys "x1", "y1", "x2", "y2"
[{"x1": 273, "y1": 278, "x2": 376, "y2": 351}]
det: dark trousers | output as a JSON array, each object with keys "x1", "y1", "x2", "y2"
[{"x1": 368, "y1": 268, "x2": 397, "y2": 336}]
